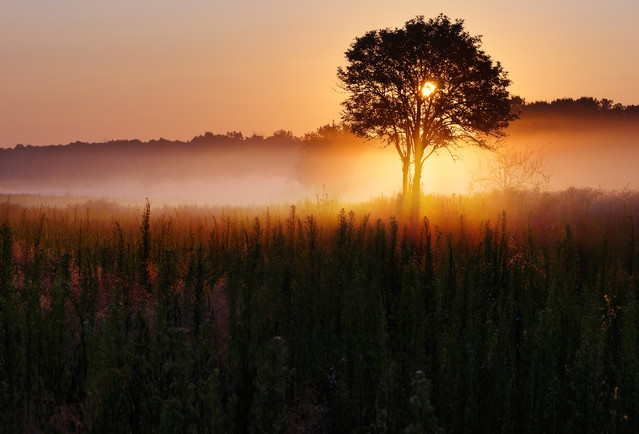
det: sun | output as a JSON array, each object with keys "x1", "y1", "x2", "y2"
[{"x1": 421, "y1": 82, "x2": 436, "y2": 98}]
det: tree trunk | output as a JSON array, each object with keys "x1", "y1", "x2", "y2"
[
  {"x1": 401, "y1": 156, "x2": 410, "y2": 209},
  {"x1": 411, "y1": 138, "x2": 425, "y2": 226},
  {"x1": 411, "y1": 160, "x2": 423, "y2": 226},
  {"x1": 410, "y1": 99, "x2": 424, "y2": 226}
]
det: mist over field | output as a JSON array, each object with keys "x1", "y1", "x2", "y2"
[
  {"x1": 505, "y1": 104, "x2": 639, "y2": 191},
  {"x1": 419, "y1": 103, "x2": 639, "y2": 194},
  {"x1": 0, "y1": 132, "x2": 305, "y2": 205},
  {"x1": 2, "y1": 100, "x2": 639, "y2": 205}
]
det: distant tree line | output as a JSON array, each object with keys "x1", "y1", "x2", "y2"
[
  {"x1": 6, "y1": 96, "x2": 639, "y2": 153},
  {"x1": 10, "y1": 129, "x2": 300, "y2": 153},
  {"x1": 0, "y1": 131, "x2": 301, "y2": 190},
  {"x1": 512, "y1": 96, "x2": 639, "y2": 118},
  {"x1": 1, "y1": 98, "x2": 638, "y2": 197}
]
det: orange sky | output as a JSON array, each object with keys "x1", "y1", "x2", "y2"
[{"x1": 1, "y1": 0, "x2": 638, "y2": 148}]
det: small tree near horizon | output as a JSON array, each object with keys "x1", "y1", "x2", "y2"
[
  {"x1": 469, "y1": 143, "x2": 552, "y2": 193},
  {"x1": 338, "y1": 14, "x2": 515, "y2": 219}
]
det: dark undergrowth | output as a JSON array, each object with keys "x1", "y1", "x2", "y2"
[{"x1": 1, "y1": 188, "x2": 639, "y2": 433}]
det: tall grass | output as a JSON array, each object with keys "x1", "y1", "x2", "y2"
[{"x1": 1, "y1": 188, "x2": 638, "y2": 432}]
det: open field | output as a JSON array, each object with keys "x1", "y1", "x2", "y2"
[{"x1": 1, "y1": 189, "x2": 639, "y2": 432}]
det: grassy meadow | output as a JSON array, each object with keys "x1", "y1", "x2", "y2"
[{"x1": 1, "y1": 188, "x2": 639, "y2": 432}]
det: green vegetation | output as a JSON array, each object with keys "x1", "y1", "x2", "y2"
[{"x1": 1, "y1": 189, "x2": 639, "y2": 432}]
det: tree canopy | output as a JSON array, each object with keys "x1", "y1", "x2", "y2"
[{"x1": 338, "y1": 14, "x2": 515, "y2": 217}]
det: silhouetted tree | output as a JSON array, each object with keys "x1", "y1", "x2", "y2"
[{"x1": 338, "y1": 14, "x2": 515, "y2": 219}]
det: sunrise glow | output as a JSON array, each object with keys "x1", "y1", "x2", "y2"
[{"x1": 421, "y1": 81, "x2": 436, "y2": 98}]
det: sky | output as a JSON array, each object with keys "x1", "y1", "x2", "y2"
[{"x1": 1, "y1": 0, "x2": 638, "y2": 148}]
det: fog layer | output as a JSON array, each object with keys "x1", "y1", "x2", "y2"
[{"x1": 2, "y1": 101, "x2": 639, "y2": 204}]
